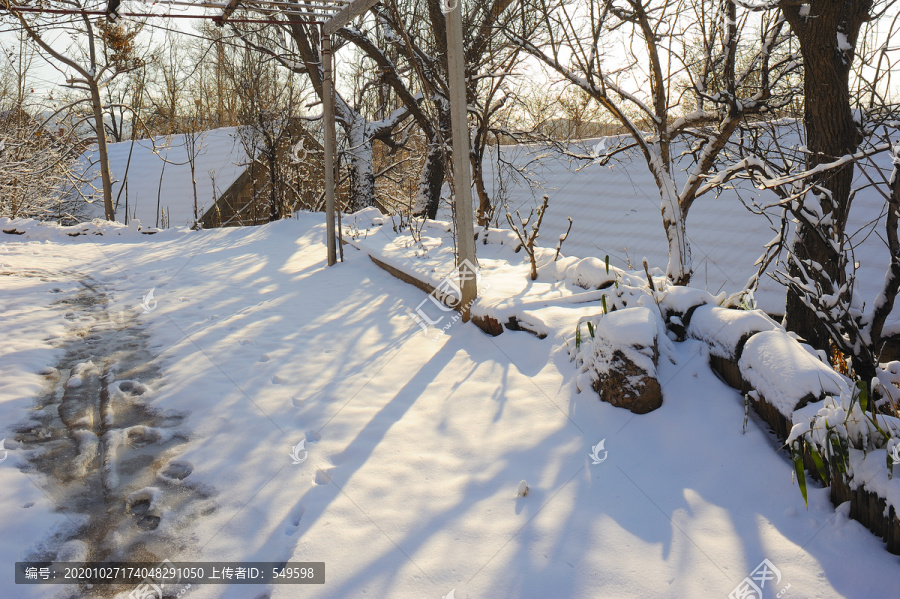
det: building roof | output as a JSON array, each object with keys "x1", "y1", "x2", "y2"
[
  {"x1": 81, "y1": 127, "x2": 250, "y2": 228},
  {"x1": 485, "y1": 135, "x2": 896, "y2": 329}
]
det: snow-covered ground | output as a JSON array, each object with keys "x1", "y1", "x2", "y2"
[{"x1": 1, "y1": 214, "x2": 899, "y2": 598}]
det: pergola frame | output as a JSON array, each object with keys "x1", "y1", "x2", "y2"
[
  {"x1": 2, "y1": 0, "x2": 352, "y2": 24},
  {"x1": 320, "y1": 0, "x2": 477, "y2": 319}
]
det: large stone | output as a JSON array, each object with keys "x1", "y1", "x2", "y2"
[
  {"x1": 578, "y1": 307, "x2": 664, "y2": 414},
  {"x1": 592, "y1": 347, "x2": 662, "y2": 414}
]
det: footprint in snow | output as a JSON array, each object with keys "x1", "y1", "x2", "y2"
[
  {"x1": 314, "y1": 468, "x2": 334, "y2": 485},
  {"x1": 285, "y1": 504, "x2": 305, "y2": 536},
  {"x1": 305, "y1": 430, "x2": 321, "y2": 443},
  {"x1": 272, "y1": 375, "x2": 286, "y2": 385},
  {"x1": 259, "y1": 354, "x2": 270, "y2": 362},
  {"x1": 126, "y1": 488, "x2": 162, "y2": 531},
  {"x1": 113, "y1": 380, "x2": 147, "y2": 397},
  {"x1": 159, "y1": 461, "x2": 193, "y2": 483}
]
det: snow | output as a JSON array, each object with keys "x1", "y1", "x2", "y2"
[
  {"x1": 568, "y1": 256, "x2": 619, "y2": 289},
  {"x1": 1, "y1": 216, "x2": 163, "y2": 238},
  {"x1": 658, "y1": 285, "x2": 718, "y2": 315},
  {"x1": 593, "y1": 306, "x2": 658, "y2": 350},
  {"x1": 739, "y1": 330, "x2": 850, "y2": 417},
  {"x1": 788, "y1": 390, "x2": 900, "y2": 514},
  {"x1": 849, "y1": 449, "x2": 900, "y2": 514},
  {"x1": 837, "y1": 32, "x2": 852, "y2": 53},
  {"x1": 479, "y1": 141, "x2": 789, "y2": 313},
  {"x1": 687, "y1": 305, "x2": 782, "y2": 359},
  {"x1": 2, "y1": 214, "x2": 900, "y2": 598}
]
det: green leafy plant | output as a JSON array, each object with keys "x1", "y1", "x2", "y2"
[
  {"x1": 788, "y1": 379, "x2": 899, "y2": 507},
  {"x1": 791, "y1": 441, "x2": 808, "y2": 506},
  {"x1": 574, "y1": 318, "x2": 598, "y2": 352}
]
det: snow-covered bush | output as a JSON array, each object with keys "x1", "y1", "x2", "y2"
[{"x1": 0, "y1": 113, "x2": 87, "y2": 223}]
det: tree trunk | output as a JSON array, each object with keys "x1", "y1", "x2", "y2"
[
  {"x1": 656, "y1": 168, "x2": 690, "y2": 285},
  {"x1": 190, "y1": 164, "x2": 199, "y2": 227},
  {"x1": 90, "y1": 81, "x2": 115, "y2": 221},
  {"x1": 269, "y1": 154, "x2": 281, "y2": 221},
  {"x1": 472, "y1": 151, "x2": 492, "y2": 227},
  {"x1": 781, "y1": 0, "x2": 872, "y2": 350},
  {"x1": 346, "y1": 115, "x2": 376, "y2": 213},
  {"x1": 415, "y1": 139, "x2": 445, "y2": 219}
]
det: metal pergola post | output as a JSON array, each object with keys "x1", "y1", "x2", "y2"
[
  {"x1": 444, "y1": 0, "x2": 477, "y2": 320},
  {"x1": 321, "y1": 0, "x2": 379, "y2": 267}
]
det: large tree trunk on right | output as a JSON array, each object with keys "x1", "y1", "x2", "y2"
[{"x1": 782, "y1": 1, "x2": 871, "y2": 350}]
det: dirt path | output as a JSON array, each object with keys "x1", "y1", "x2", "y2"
[{"x1": 12, "y1": 271, "x2": 214, "y2": 598}]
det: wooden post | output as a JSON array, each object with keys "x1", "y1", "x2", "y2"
[
  {"x1": 445, "y1": 0, "x2": 477, "y2": 320},
  {"x1": 322, "y1": 34, "x2": 337, "y2": 267}
]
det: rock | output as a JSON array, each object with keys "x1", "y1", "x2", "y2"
[
  {"x1": 579, "y1": 307, "x2": 663, "y2": 414},
  {"x1": 593, "y1": 348, "x2": 663, "y2": 414}
]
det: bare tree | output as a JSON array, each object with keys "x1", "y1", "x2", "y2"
[
  {"x1": 0, "y1": 109, "x2": 87, "y2": 222},
  {"x1": 221, "y1": 0, "x2": 532, "y2": 220},
  {"x1": 3, "y1": 1, "x2": 145, "y2": 221},
  {"x1": 699, "y1": 2, "x2": 900, "y2": 387},
  {"x1": 773, "y1": 0, "x2": 895, "y2": 350},
  {"x1": 376, "y1": 0, "x2": 537, "y2": 223},
  {"x1": 505, "y1": 0, "x2": 798, "y2": 284}
]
